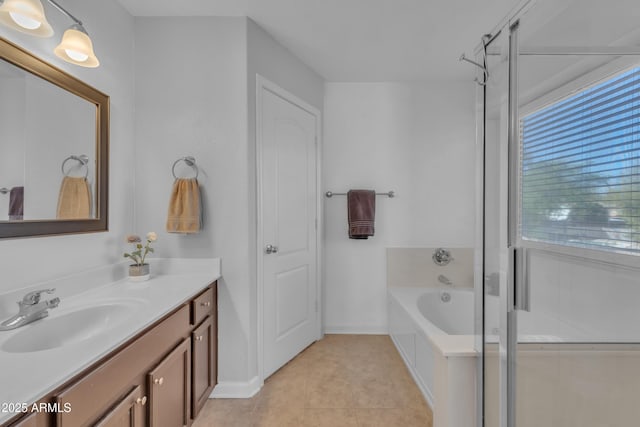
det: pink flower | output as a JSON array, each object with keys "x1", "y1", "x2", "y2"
[{"x1": 126, "y1": 234, "x2": 141, "y2": 243}]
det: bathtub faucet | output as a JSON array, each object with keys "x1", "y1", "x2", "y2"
[{"x1": 438, "y1": 274, "x2": 453, "y2": 286}]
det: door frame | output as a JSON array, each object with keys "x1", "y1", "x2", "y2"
[{"x1": 255, "y1": 74, "x2": 323, "y2": 385}]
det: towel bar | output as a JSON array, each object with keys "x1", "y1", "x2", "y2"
[
  {"x1": 172, "y1": 156, "x2": 199, "y2": 179},
  {"x1": 325, "y1": 190, "x2": 395, "y2": 198},
  {"x1": 0, "y1": 188, "x2": 8, "y2": 195}
]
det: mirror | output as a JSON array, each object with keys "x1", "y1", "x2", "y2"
[{"x1": 0, "y1": 37, "x2": 108, "y2": 238}]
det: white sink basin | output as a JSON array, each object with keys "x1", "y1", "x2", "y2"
[{"x1": 1, "y1": 301, "x2": 142, "y2": 353}]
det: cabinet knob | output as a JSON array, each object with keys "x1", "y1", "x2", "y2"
[
  {"x1": 196, "y1": 335, "x2": 204, "y2": 341},
  {"x1": 136, "y1": 396, "x2": 147, "y2": 406},
  {"x1": 154, "y1": 377, "x2": 164, "y2": 386},
  {"x1": 200, "y1": 301, "x2": 211, "y2": 307}
]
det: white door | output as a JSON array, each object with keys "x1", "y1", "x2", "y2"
[{"x1": 258, "y1": 79, "x2": 319, "y2": 379}]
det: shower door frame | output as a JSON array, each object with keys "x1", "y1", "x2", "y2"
[{"x1": 476, "y1": 3, "x2": 529, "y2": 426}]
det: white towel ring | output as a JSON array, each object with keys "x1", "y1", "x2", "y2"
[
  {"x1": 61, "y1": 155, "x2": 89, "y2": 179},
  {"x1": 172, "y1": 156, "x2": 199, "y2": 180}
]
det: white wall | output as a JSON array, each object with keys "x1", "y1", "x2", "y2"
[
  {"x1": 246, "y1": 18, "x2": 324, "y2": 381},
  {"x1": 134, "y1": 16, "x2": 250, "y2": 384},
  {"x1": 0, "y1": 0, "x2": 136, "y2": 293},
  {"x1": 323, "y1": 82, "x2": 475, "y2": 333},
  {"x1": 134, "y1": 17, "x2": 323, "y2": 388},
  {"x1": 526, "y1": 251, "x2": 640, "y2": 340}
]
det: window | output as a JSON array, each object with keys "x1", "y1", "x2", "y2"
[{"x1": 520, "y1": 66, "x2": 640, "y2": 254}]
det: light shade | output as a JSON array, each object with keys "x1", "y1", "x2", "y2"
[
  {"x1": 54, "y1": 25, "x2": 99, "y2": 68},
  {"x1": 0, "y1": 0, "x2": 53, "y2": 37}
]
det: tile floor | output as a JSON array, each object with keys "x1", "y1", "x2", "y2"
[{"x1": 193, "y1": 334, "x2": 433, "y2": 427}]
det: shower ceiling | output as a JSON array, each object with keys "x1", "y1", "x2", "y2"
[{"x1": 117, "y1": 0, "x2": 521, "y2": 82}]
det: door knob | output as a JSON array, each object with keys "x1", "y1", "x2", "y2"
[{"x1": 265, "y1": 244, "x2": 278, "y2": 254}]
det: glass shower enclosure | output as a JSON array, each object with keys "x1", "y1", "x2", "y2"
[{"x1": 477, "y1": 1, "x2": 640, "y2": 426}]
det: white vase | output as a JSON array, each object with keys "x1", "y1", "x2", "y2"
[{"x1": 129, "y1": 263, "x2": 150, "y2": 282}]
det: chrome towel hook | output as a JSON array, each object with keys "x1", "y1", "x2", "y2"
[{"x1": 172, "y1": 156, "x2": 199, "y2": 180}]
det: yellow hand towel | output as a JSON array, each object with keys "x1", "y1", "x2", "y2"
[
  {"x1": 56, "y1": 177, "x2": 91, "y2": 219},
  {"x1": 166, "y1": 178, "x2": 202, "y2": 233}
]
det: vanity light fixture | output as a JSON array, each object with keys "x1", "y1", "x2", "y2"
[
  {"x1": 0, "y1": 0, "x2": 53, "y2": 37},
  {"x1": 0, "y1": 0, "x2": 99, "y2": 68},
  {"x1": 54, "y1": 23, "x2": 98, "y2": 67}
]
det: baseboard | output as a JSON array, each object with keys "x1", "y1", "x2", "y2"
[
  {"x1": 323, "y1": 325, "x2": 388, "y2": 335},
  {"x1": 210, "y1": 375, "x2": 261, "y2": 399}
]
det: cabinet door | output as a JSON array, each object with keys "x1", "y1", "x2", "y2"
[
  {"x1": 192, "y1": 316, "x2": 215, "y2": 417},
  {"x1": 94, "y1": 386, "x2": 144, "y2": 427},
  {"x1": 148, "y1": 338, "x2": 191, "y2": 427}
]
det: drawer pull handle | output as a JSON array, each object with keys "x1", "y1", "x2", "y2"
[
  {"x1": 136, "y1": 396, "x2": 147, "y2": 406},
  {"x1": 196, "y1": 335, "x2": 204, "y2": 341},
  {"x1": 200, "y1": 301, "x2": 211, "y2": 307},
  {"x1": 154, "y1": 377, "x2": 164, "y2": 385}
]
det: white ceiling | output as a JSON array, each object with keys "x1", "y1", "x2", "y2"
[{"x1": 116, "y1": 0, "x2": 522, "y2": 82}]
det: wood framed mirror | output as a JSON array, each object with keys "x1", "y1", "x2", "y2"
[{"x1": 0, "y1": 37, "x2": 108, "y2": 238}]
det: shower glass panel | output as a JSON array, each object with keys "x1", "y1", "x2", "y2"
[
  {"x1": 513, "y1": 1, "x2": 640, "y2": 425},
  {"x1": 481, "y1": 27, "x2": 510, "y2": 427}
]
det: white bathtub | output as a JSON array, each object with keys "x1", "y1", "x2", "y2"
[
  {"x1": 388, "y1": 287, "x2": 476, "y2": 427},
  {"x1": 416, "y1": 289, "x2": 474, "y2": 335}
]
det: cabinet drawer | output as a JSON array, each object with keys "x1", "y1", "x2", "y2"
[
  {"x1": 7, "y1": 399, "x2": 53, "y2": 427},
  {"x1": 8, "y1": 410, "x2": 48, "y2": 427},
  {"x1": 191, "y1": 287, "x2": 214, "y2": 326}
]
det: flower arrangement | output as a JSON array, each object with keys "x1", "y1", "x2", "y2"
[{"x1": 124, "y1": 232, "x2": 157, "y2": 266}]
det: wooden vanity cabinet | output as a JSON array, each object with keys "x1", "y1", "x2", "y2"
[
  {"x1": 5, "y1": 281, "x2": 217, "y2": 427},
  {"x1": 8, "y1": 413, "x2": 37, "y2": 427},
  {"x1": 8, "y1": 409, "x2": 49, "y2": 427}
]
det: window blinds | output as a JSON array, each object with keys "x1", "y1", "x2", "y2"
[{"x1": 520, "y1": 66, "x2": 640, "y2": 254}]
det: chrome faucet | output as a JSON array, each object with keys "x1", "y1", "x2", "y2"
[
  {"x1": 0, "y1": 289, "x2": 60, "y2": 331},
  {"x1": 438, "y1": 274, "x2": 453, "y2": 286}
]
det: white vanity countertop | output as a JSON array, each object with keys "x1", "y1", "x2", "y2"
[{"x1": 0, "y1": 258, "x2": 220, "y2": 424}]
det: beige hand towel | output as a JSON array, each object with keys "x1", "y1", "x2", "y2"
[
  {"x1": 166, "y1": 178, "x2": 202, "y2": 233},
  {"x1": 56, "y1": 177, "x2": 91, "y2": 219}
]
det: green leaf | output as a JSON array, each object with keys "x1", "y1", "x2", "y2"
[{"x1": 148, "y1": 248, "x2": 155, "y2": 253}]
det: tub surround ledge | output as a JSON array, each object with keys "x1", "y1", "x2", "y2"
[{"x1": 0, "y1": 258, "x2": 220, "y2": 425}]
